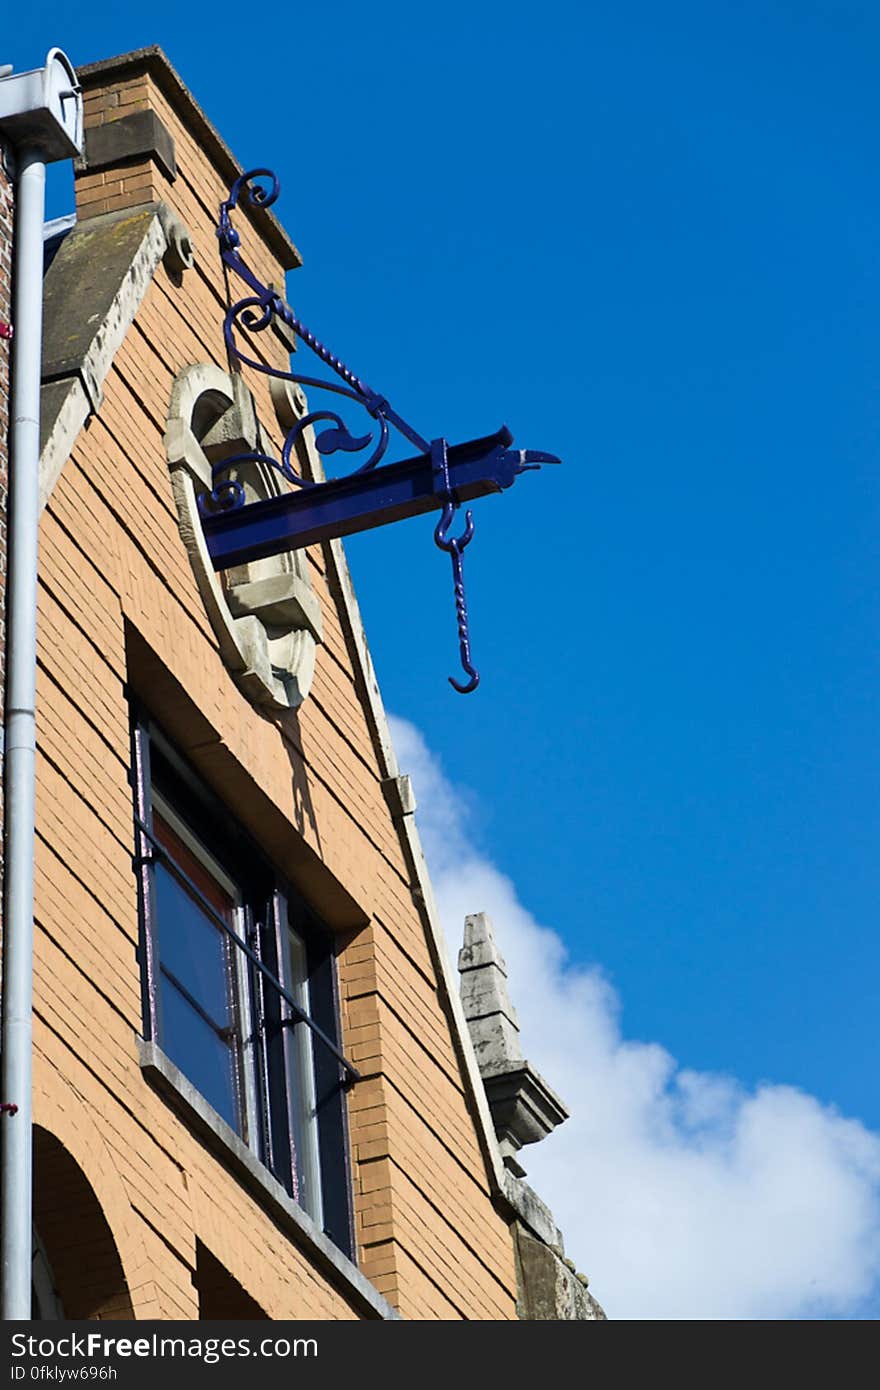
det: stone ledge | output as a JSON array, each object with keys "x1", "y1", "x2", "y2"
[
  {"x1": 77, "y1": 108, "x2": 177, "y2": 180},
  {"x1": 514, "y1": 1226, "x2": 607, "y2": 1321},
  {"x1": 381, "y1": 774, "x2": 416, "y2": 820},
  {"x1": 227, "y1": 572, "x2": 323, "y2": 643},
  {"x1": 503, "y1": 1170, "x2": 564, "y2": 1251}
]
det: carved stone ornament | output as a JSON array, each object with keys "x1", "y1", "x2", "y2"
[
  {"x1": 164, "y1": 363, "x2": 322, "y2": 710},
  {"x1": 459, "y1": 912, "x2": 568, "y2": 1176}
]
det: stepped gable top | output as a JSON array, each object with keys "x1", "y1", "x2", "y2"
[{"x1": 76, "y1": 47, "x2": 302, "y2": 271}]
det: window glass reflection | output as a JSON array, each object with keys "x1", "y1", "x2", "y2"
[{"x1": 153, "y1": 811, "x2": 240, "y2": 1134}]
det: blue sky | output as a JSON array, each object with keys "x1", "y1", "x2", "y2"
[{"x1": 8, "y1": 1, "x2": 880, "y2": 1316}]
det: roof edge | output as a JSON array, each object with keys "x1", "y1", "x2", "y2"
[
  {"x1": 39, "y1": 202, "x2": 170, "y2": 507},
  {"x1": 76, "y1": 48, "x2": 302, "y2": 271},
  {"x1": 322, "y1": 535, "x2": 514, "y2": 1205}
]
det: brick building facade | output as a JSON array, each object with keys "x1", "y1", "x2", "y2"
[{"x1": 0, "y1": 46, "x2": 602, "y2": 1321}]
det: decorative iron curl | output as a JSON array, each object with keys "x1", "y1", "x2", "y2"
[
  {"x1": 197, "y1": 404, "x2": 392, "y2": 514},
  {"x1": 198, "y1": 474, "x2": 246, "y2": 515},
  {"x1": 215, "y1": 167, "x2": 429, "y2": 496},
  {"x1": 218, "y1": 168, "x2": 280, "y2": 252},
  {"x1": 281, "y1": 410, "x2": 389, "y2": 475},
  {"x1": 220, "y1": 290, "x2": 394, "y2": 480},
  {"x1": 198, "y1": 441, "x2": 309, "y2": 515},
  {"x1": 227, "y1": 292, "x2": 279, "y2": 337}
]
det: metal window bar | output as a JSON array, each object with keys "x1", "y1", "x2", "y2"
[
  {"x1": 133, "y1": 815, "x2": 360, "y2": 1086},
  {"x1": 245, "y1": 916, "x2": 283, "y2": 1185},
  {"x1": 158, "y1": 963, "x2": 236, "y2": 1043},
  {"x1": 272, "y1": 891, "x2": 306, "y2": 1195},
  {"x1": 131, "y1": 719, "x2": 163, "y2": 1044}
]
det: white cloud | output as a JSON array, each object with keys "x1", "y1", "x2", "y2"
[{"x1": 389, "y1": 714, "x2": 880, "y2": 1320}]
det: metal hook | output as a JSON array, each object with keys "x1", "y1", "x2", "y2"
[
  {"x1": 434, "y1": 509, "x2": 480, "y2": 694},
  {"x1": 434, "y1": 500, "x2": 475, "y2": 554},
  {"x1": 447, "y1": 541, "x2": 480, "y2": 692},
  {"x1": 430, "y1": 437, "x2": 480, "y2": 693}
]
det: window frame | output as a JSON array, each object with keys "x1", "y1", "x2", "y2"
[
  {"x1": 130, "y1": 707, "x2": 358, "y2": 1259},
  {"x1": 151, "y1": 793, "x2": 254, "y2": 1140}
]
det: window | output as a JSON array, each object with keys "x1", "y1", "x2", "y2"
[{"x1": 130, "y1": 711, "x2": 356, "y2": 1257}]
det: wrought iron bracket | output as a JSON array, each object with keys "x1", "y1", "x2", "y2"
[{"x1": 205, "y1": 169, "x2": 561, "y2": 692}]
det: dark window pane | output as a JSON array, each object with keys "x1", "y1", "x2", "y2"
[
  {"x1": 153, "y1": 860, "x2": 231, "y2": 1024},
  {"x1": 161, "y1": 982, "x2": 239, "y2": 1131},
  {"x1": 152, "y1": 811, "x2": 241, "y2": 1134}
]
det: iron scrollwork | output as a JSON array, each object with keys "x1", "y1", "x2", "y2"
[
  {"x1": 211, "y1": 168, "x2": 428, "y2": 501},
  {"x1": 205, "y1": 169, "x2": 558, "y2": 693}
]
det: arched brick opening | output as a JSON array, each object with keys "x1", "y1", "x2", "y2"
[{"x1": 33, "y1": 1126, "x2": 134, "y2": 1320}]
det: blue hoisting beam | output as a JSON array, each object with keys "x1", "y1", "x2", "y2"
[{"x1": 200, "y1": 426, "x2": 559, "y2": 572}]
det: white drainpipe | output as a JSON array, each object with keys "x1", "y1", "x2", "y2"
[{"x1": 0, "y1": 50, "x2": 81, "y2": 1320}]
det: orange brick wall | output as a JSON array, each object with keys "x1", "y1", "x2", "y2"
[{"x1": 31, "y1": 52, "x2": 518, "y2": 1320}]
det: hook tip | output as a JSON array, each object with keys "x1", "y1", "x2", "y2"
[{"x1": 448, "y1": 672, "x2": 480, "y2": 694}]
